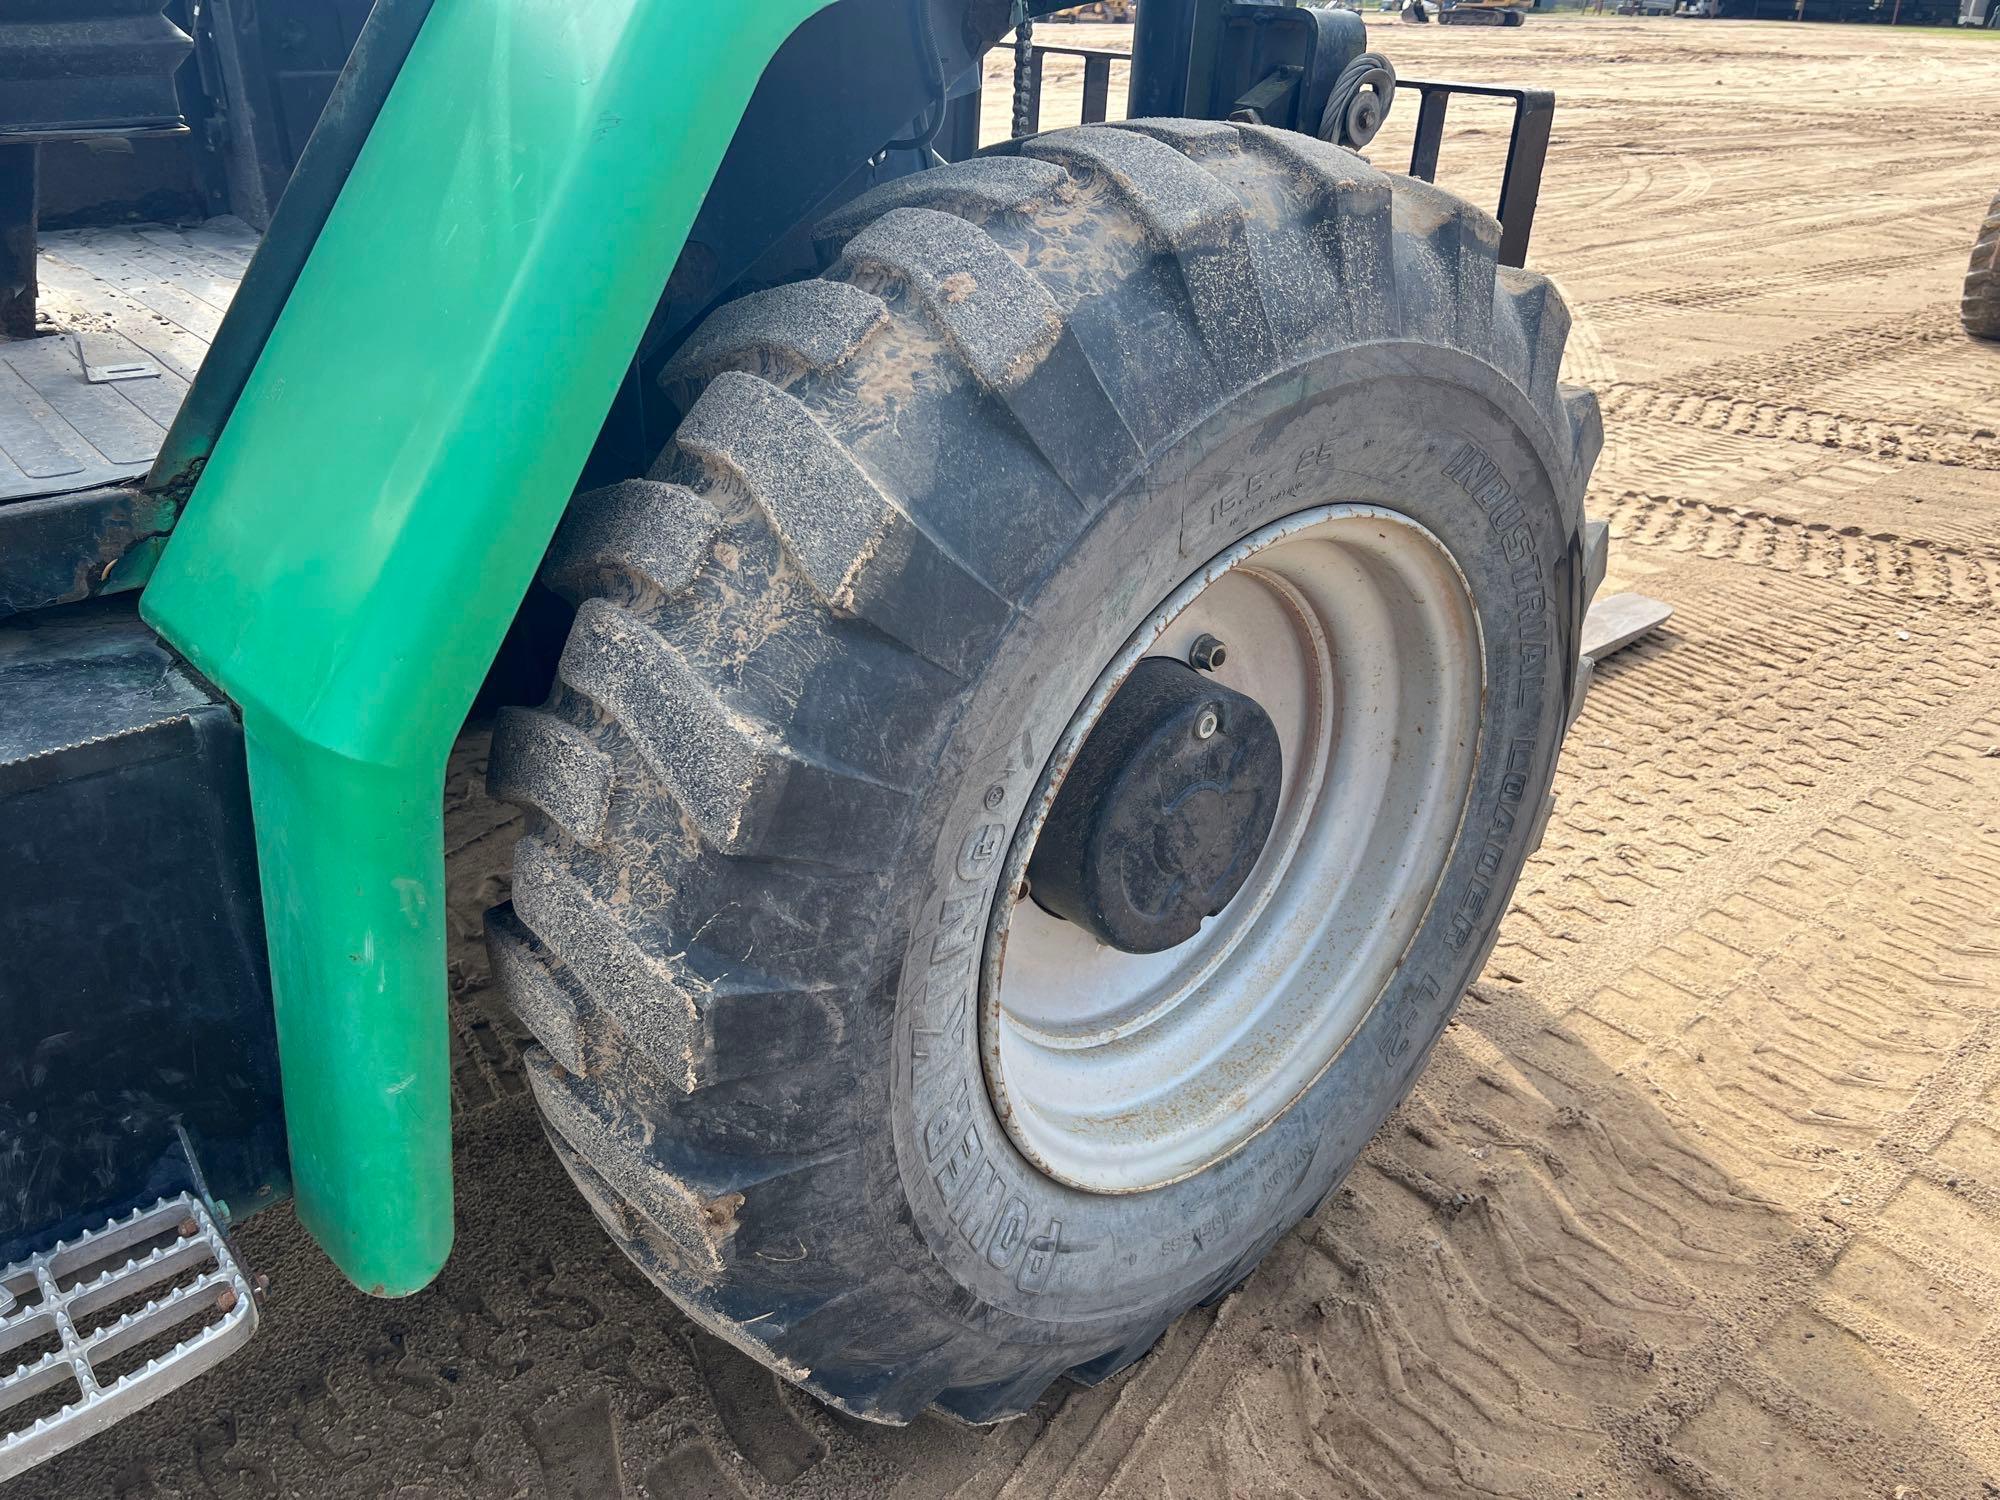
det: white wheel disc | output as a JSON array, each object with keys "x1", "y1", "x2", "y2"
[{"x1": 981, "y1": 505, "x2": 1485, "y2": 1193}]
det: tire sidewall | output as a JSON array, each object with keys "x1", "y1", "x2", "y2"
[{"x1": 867, "y1": 342, "x2": 1584, "y2": 1344}]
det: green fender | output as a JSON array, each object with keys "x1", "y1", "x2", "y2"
[{"x1": 142, "y1": 0, "x2": 839, "y2": 1297}]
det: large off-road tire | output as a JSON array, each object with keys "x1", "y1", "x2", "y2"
[
  {"x1": 487, "y1": 120, "x2": 1603, "y2": 1423},
  {"x1": 1966, "y1": 188, "x2": 2000, "y2": 340}
]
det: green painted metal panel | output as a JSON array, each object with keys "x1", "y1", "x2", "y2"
[{"x1": 143, "y1": 0, "x2": 839, "y2": 1297}]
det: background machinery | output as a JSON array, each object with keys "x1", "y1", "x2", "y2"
[{"x1": 1967, "y1": 189, "x2": 2000, "y2": 338}]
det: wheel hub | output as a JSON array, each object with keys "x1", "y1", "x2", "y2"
[
  {"x1": 980, "y1": 505, "x2": 1485, "y2": 1195},
  {"x1": 1027, "y1": 658, "x2": 1283, "y2": 955}
]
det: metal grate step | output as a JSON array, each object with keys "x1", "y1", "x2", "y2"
[{"x1": 0, "y1": 1194, "x2": 257, "y2": 1482}]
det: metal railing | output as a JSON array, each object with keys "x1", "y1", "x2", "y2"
[
  {"x1": 1401, "y1": 79, "x2": 1552, "y2": 268},
  {"x1": 1017, "y1": 43, "x2": 1127, "y2": 133},
  {"x1": 944, "y1": 37, "x2": 1551, "y2": 267},
  {"x1": 939, "y1": 40, "x2": 1128, "y2": 159}
]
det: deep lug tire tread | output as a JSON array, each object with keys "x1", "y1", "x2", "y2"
[
  {"x1": 1964, "y1": 188, "x2": 2000, "y2": 340},
  {"x1": 488, "y1": 121, "x2": 1605, "y2": 1423}
]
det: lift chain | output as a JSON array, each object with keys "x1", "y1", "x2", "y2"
[{"x1": 1011, "y1": 1, "x2": 1036, "y2": 139}]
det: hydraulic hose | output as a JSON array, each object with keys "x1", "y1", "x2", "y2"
[{"x1": 1319, "y1": 51, "x2": 1397, "y2": 148}]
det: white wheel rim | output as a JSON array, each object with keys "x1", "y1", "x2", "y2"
[{"x1": 980, "y1": 505, "x2": 1485, "y2": 1193}]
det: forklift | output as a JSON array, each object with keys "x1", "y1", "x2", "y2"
[{"x1": 0, "y1": 0, "x2": 1603, "y2": 1474}]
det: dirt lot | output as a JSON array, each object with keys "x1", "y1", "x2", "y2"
[{"x1": 27, "y1": 16, "x2": 2000, "y2": 1500}]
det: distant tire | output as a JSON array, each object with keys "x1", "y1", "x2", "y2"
[
  {"x1": 1966, "y1": 188, "x2": 2000, "y2": 341},
  {"x1": 488, "y1": 120, "x2": 1602, "y2": 1423}
]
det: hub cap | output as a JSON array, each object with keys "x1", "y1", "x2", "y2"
[
  {"x1": 981, "y1": 505, "x2": 1484, "y2": 1193},
  {"x1": 1026, "y1": 657, "x2": 1284, "y2": 956}
]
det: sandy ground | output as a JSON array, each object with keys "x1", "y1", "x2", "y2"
[{"x1": 24, "y1": 16, "x2": 2000, "y2": 1499}]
